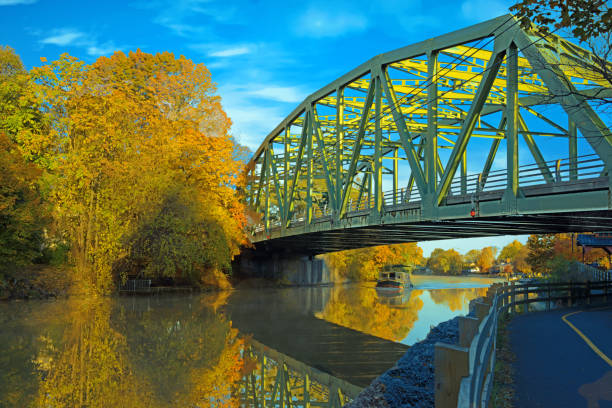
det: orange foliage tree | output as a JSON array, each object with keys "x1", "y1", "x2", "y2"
[{"x1": 18, "y1": 51, "x2": 246, "y2": 292}]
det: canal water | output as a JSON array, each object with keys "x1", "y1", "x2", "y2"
[{"x1": 0, "y1": 276, "x2": 500, "y2": 407}]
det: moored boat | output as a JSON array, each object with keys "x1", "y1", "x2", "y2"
[{"x1": 376, "y1": 264, "x2": 413, "y2": 293}]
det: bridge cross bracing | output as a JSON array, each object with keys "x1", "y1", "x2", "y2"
[{"x1": 244, "y1": 14, "x2": 612, "y2": 254}]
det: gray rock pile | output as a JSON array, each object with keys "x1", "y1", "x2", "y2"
[{"x1": 345, "y1": 316, "x2": 460, "y2": 408}]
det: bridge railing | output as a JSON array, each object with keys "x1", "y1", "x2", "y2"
[
  {"x1": 249, "y1": 154, "x2": 607, "y2": 236},
  {"x1": 435, "y1": 279, "x2": 612, "y2": 408}
]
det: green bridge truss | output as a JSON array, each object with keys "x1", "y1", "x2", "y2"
[{"x1": 244, "y1": 14, "x2": 612, "y2": 254}]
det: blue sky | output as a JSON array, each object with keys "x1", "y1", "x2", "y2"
[{"x1": 1, "y1": 0, "x2": 534, "y2": 255}]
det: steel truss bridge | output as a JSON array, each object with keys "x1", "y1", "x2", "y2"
[{"x1": 244, "y1": 15, "x2": 612, "y2": 254}]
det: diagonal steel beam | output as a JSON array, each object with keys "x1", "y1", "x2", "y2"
[
  {"x1": 518, "y1": 112, "x2": 554, "y2": 184},
  {"x1": 311, "y1": 105, "x2": 338, "y2": 213},
  {"x1": 436, "y1": 49, "x2": 505, "y2": 205},
  {"x1": 339, "y1": 77, "x2": 375, "y2": 218},
  {"x1": 285, "y1": 111, "x2": 309, "y2": 225},
  {"x1": 379, "y1": 67, "x2": 427, "y2": 195}
]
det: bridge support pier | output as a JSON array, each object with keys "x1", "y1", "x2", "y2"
[{"x1": 236, "y1": 250, "x2": 332, "y2": 285}]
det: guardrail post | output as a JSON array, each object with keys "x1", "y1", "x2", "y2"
[
  {"x1": 586, "y1": 280, "x2": 591, "y2": 305},
  {"x1": 434, "y1": 343, "x2": 469, "y2": 408},
  {"x1": 568, "y1": 282, "x2": 573, "y2": 307},
  {"x1": 458, "y1": 316, "x2": 480, "y2": 348},
  {"x1": 522, "y1": 284, "x2": 528, "y2": 313},
  {"x1": 547, "y1": 283, "x2": 551, "y2": 311},
  {"x1": 510, "y1": 282, "x2": 516, "y2": 314},
  {"x1": 474, "y1": 302, "x2": 491, "y2": 322}
]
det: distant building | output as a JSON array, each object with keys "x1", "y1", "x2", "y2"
[
  {"x1": 490, "y1": 263, "x2": 513, "y2": 275},
  {"x1": 462, "y1": 265, "x2": 481, "y2": 274},
  {"x1": 413, "y1": 266, "x2": 432, "y2": 275}
]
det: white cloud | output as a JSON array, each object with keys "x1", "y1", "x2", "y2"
[
  {"x1": 460, "y1": 0, "x2": 512, "y2": 22},
  {"x1": 40, "y1": 30, "x2": 84, "y2": 46},
  {"x1": 0, "y1": 0, "x2": 36, "y2": 5},
  {"x1": 218, "y1": 82, "x2": 307, "y2": 151},
  {"x1": 209, "y1": 46, "x2": 251, "y2": 57},
  {"x1": 38, "y1": 28, "x2": 125, "y2": 57},
  {"x1": 296, "y1": 7, "x2": 369, "y2": 38},
  {"x1": 248, "y1": 86, "x2": 305, "y2": 103}
]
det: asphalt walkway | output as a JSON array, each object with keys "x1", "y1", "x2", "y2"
[{"x1": 509, "y1": 306, "x2": 612, "y2": 408}]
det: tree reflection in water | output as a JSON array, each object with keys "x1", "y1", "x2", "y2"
[
  {"x1": 1, "y1": 294, "x2": 246, "y2": 407},
  {"x1": 429, "y1": 287, "x2": 488, "y2": 311},
  {"x1": 318, "y1": 285, "x2": 489, "y2": 342},
  {"x1": 318, "y1": 286, "x2": 425, "y2": 341}
]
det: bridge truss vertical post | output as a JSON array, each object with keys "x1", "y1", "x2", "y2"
[
  {"x1": 505, "y1": 42, "x2": 519, "y2": 210},
  {"x1": 374, "y1": 75, "x2": 383, "y2": 215},
  {"x1": 264, "y1": 148, "x2": 270, "y2": 232},
  {"x1": 284, "y1": 127, "x2": 289, "y2": 226},
  {"x1": 569, "y1": 119, "x2": 578, "y2": 181},
  {"x1": 306, "y1": 110, "x2": 313, "y2": 226},
  {"x1": 393, "y1": 147, "x2": 398, "y2": 205},
  {"x1": 426, "y1": 50, "x2": 439, "y2": 202},
  {"x1": 335, "y1": 86, "x2": 345, "y2": 217},
  {"x1": 461, "y1": 151, "x2": 467, "y2": 195}
]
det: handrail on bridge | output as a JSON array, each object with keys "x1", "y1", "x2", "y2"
[
  {"x1": 251, "y1": 153, "x2": 607, "y2": 237},
  {"x1": 434, "y1": 275, "x2": 612, "y2": 408}
]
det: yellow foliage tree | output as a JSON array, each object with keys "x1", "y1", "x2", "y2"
[{"x1": 19, "y1": 51, "x2": 246, "y2": 292}]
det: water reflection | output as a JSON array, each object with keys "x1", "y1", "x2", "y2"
[
  {"x1": 317, "y1": 281, "x2": 491, "y2": 344},
  {"x1": 0, "y1": 294, "x2": 246, "y2": 407},
  {"x1": 0, "y1": 276, "x2": 499, "y2": 407}
]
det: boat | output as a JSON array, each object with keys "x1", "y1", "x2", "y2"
[{"x1": 375, "y1": 264, "x2": 413, "y2": 294}]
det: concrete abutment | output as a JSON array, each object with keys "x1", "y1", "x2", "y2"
[{"x1": 235, "y1": 250, "x2": 332, "y2": 285}]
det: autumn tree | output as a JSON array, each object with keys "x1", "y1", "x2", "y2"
[
  {"x1": 463, "y1": 249, "x2": 481, "y2": 266},
  {"x1": 0, "y1": 47, "x2": 48, "y2": 272},
  {"x1": 323, "y1": 243, "x2": 423, "y2": 281},
  {"x1": 510, "y1": 0, "x2": 612, "y2": 107},
  {"x1": 20, "y1": 51, "x2": 246, "y2": 293},
  {"x1": 476, "y1": 247, "x2": 496, "y2": 274},
  {"x1": 427, "y1": 248, "x2": 463, "y2": 275}
]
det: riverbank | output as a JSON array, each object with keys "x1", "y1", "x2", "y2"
[
  {"x1": 346, "y1": 316, "x2": 461, "y2": 408},
  {"x1": 0, "y1": 265, "x2": 72, "y2": 300}
]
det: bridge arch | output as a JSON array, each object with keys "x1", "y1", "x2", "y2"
[{"x1": 244, "y1": 14, "x2": 612, "y2": 254}]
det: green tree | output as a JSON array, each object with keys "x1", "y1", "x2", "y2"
[
  {"x1": 463, "y1": 249, "x2": 481, "y2": 266},
  {"x1": 498, "y1": 240, "x2": 523, "y2": 263},
  {"x1": 526, "y1": 234, "x2": 556, "y2": 276}
]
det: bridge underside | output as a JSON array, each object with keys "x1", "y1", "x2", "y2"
[
  {"x1": 245, "y1": 14, "x2": 612, "y2": 255},
  {"x1": 255, "y1": 210, "x2": 612, "y2": 254}
]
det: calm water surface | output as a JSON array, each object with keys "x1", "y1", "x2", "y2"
[{"x1": 0, "y1": 276, "x2": 500, "y2": 407}]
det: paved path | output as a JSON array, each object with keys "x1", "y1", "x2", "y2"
[{"x1": 509, "y1": 306, "x2": 612, "y2": 408}]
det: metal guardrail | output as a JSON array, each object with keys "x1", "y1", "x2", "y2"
[{"x1": 435, "y1": 279, "x2": 612, "y2": 408}]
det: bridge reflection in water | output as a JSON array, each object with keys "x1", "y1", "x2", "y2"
[{"x1": 239, "y1": 339, "x2": 360, "y2": 407}]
